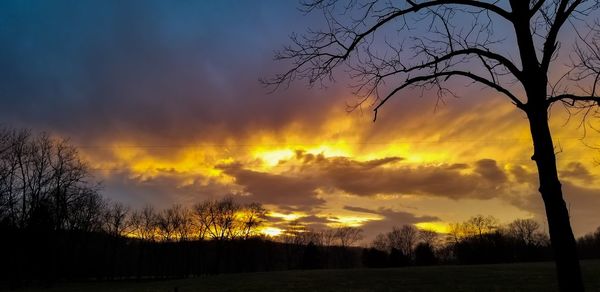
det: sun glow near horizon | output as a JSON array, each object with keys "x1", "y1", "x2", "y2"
[
  {"x1": 77, "y1": 102, "x2": 600, "y2": 239},
  {"x1": 260, "y1": 227, "x2": 284, "y2": 237}
]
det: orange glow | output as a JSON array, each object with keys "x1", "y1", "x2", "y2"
[
  {"x1": 254, "y1": 149, "x2": 295, "y2": 167},
  {"x1": 327, "y1": 215, "x2": 380, "y2": 227},
  {"x1": 260, "y1": 227, "x2": 284, "y2": 237},
  {"x1": 268, "y1": 211, "x2": 305, "y2": 221},
  {"x1": 416, "y1": 222, "x2": 450, "y2": 234},
  {"x1": 79, "y1": 99, "x2": 600, "y2": 238}
]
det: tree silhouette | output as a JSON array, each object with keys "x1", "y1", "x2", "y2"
[
  {"x1": 192, "y1": 197, "x2": 268, "y2": 241},
  {"x1": 157, "y1": 206, "x2": 178, "y2": 242},
  {"x1": 467, "y1": 215, "x2": 499, "y2": 238},
  {"x1": 130, "y1": 205, "x2": 158, "y2": 241},
  {"x1": 267, "y1": 1, "x2": 600, "y2": 290},
  {"x1": 387, "y1": 225, "x2": 419, "y2": 259},
  {"x1": 371, "y1": 233, "x2": 389, "y2": 251},
  {"x1": 102, "y1": 201, "x2": 131, "y2": 237},
  {"x1": 334, "y1": 226, "x2": 364, "y2": 247},
  {"x1": 508, "y1": 218, "x2": 544, "y2": 246},
  {"x1": 171, "y1": 204, "x2": 194, "y2": 241},
  {"x1": 240, "y1": 202, "x2": 267, "y2": 239},
  {"x1": 0, "y1": 128, "x2": 103, "y2": 232},
  {"x1": 414, "y1": 242, "x2": 437, "y2": 265},
  {"x1": 419, "y1": 229, "x2": 439, "y2": 246}
]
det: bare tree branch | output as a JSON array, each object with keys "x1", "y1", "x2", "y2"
[
  {"x1": 540, "y1": 0, "x2": 585, "y2": 73},
  {"x1": 530, "y1": 0, "x2": 548, "y2": 17},
  {"x1": 373, "y1": 70, "x2": 524, "y2": 121},
  {"x1": 547, "y1": 93, "x2": 600, "y2": 104},
  {"x1": 264, "y1": 0, "x2": 513, "y2": 88}
]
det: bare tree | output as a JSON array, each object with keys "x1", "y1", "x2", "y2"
[
  {"x1": 371, "y1": 233, "x2": 389, "y2": 251},
  {"x1": 0, "y1": 128, "x2": 22, "y2": 227},
  {"x1": 320, "y1": 228, "x2": 338, "y2": 247},
  {"x1": 102, "y1": 201, "x2": 131, "y2": 237},
  {"x1": 447, "y1": 215, "x2": 499, "y2": 243},
  {"x1": 334, "y1": 226, "x2": 364, "y2": 247},
  {"x1": 267, "y1": 1, "x2": 599, "y2": 289},
  {"x1": 0, "y1": 130, "x2": 10, "y2": 216},
  {"x1": 171, "y1": 204, "x2": 194, "y2": 241},
  {"x1": 49, "y1": 138, "x2": 89, "y2": 231},
  {"x1": 240, "y1": 202, "x2": 267, "y2": 239},
  {"x1": 419, "y1": 229, "x2": 440, "y2": 247},
  {"x1": 298, "y1": 228, "x2": 325, "y2": 246},
  {"x1": 194, "y1": 197, "x2": 240, "y2": 241},
  {"x1": 130, "y1": 205, "x2": 157, "y2": 241},
  {"x1": 152, "y1": 204, "x2": 198, "y2": 242},
  {"x1": 467, "y1": 215, "x2": 499, "y2": 238},
  {"x1": 447, "y1": 222, "x2": 464, "y2": 244},
  {"x1": 21, "y1": 133, "x2": 54, "y2": 229},
  {"x1": 192, "y1": 202, "x2": 210, "y2": 240},
  {"x1": 156, "y1": 206, "x2": 178, "y2": 242},
  {"x1": 400, "y1": 225, "x2": 419, "y2": 257},
  {"x1": 280, "y1": 220, "x2": 309, "y2": 245},
  {"x1": 65, "y1": 186, "x2": 105, "y2": 232},
  {"x1": 508, "y1": 218, "x2": 544, "y2": 246},
  {"x1": 388, "y1": 225, "x2": 419, "y2": 258},
  {"x1": 0, "y1": 128, "x2": 103, "y2": 232}
]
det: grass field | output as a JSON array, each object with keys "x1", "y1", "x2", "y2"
[{"x1": 16, "y1": 260, "x2": 600, "y2": 292}]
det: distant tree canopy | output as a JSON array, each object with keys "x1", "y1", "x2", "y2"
[
  {"x1": 578, "y1": 227, "x2": 600, "y2": 259},
  {"x1": 365, "y1": 215, "x2": 555, "y2": 267},
  {"x1": 372, "y1": 225, "x2": 439, "y2": 254},
  {"x1": 279, "y1": 222, "x2": 364, "y2": 248},
  {"x1": 126, "y1": 198, "x2": 269, "y2": 242}
]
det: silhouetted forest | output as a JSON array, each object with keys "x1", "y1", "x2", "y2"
[{"x1": 1, "y1": 128, "x2": 600, "y2": 289}]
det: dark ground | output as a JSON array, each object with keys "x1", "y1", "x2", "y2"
[{"x1": 9, "y1": 260, "x2": 600, "y2": 292}]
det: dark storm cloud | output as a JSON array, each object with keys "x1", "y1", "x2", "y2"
[
  {"x1": 221, "y1": 153, "x2": 511, "y2": 204},
  {"x1": 344, "y1": 205, "x2": 440, "y2": 238},
  {"x1": 100, "y1": 170, "x2": 230, "y2": 209},
  {"x1": 0, "y1": 0, "x2": 338, "y2": 144},
  {"x1": 562, "y1": 182, "x2": 600, "y2": 235},
  {"x1": 504, "y1": 164, "x2": 600, "y2": 235},
  {"x1": 218, "y1": 163, "x2": 326, "y2": 208},
  {"x1": 509, "y1": 180, "x2": 600, "y2": 235},
  {"x1": 292, "y1": 152, "x2": 508, "y2": 199},
  {"x1": 509, "y1": 164, "x2": 538, "y2": 185},
  {"x1": 560, "y1": 162, "x2": 595, "y2": 184},
  {"x1": 474, "y1": 159, "x2": 508, "y2": 184},
  {"x1": 264, "y1": 214, "x2": 333, "y2": 231},
  {"x1": 343, "y1": 206, "x2": 439, "y2": 223},
  {"x1": 301, "y1": 215, "x2": 336, "y2": 224},
  {"x1": 343, "y1": 206, "x2": 380, "y2": 215},
  {"x1": 294, "y1": 150, "x2": 404, "y2": 168}
]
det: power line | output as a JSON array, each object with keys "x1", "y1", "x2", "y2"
[{"x1": 74, "y1": 137, "x2": 600, "y2": 149}]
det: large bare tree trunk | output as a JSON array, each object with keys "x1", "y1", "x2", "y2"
[{"x1": 526, "y1": 105, "x2": 584, "y2": 291}]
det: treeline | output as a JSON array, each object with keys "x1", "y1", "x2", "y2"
[
  {"x1": 578, "y1": 227, "x2": 600, "y2": 259},
  {"x1": 363, "y1": 216, "x2": 555, "y2": 267},
  {"x1": 277, "y1": 223, "x2": 364, "y2": 269},
  {"x1": 105, "y1": 199, "x2": 268, "y2": 242}
]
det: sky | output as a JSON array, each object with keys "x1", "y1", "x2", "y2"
[{"x1": 1, "y1": 0, "x2": 600, "y2": 240}]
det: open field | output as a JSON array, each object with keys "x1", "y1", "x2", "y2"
[{"x1": 14, "y1": 260, "x2": 600, "y2": 292}]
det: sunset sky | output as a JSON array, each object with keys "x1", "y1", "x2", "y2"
[{"x1": 1, "y1": 0, "x2": 600, "y2": 240}]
